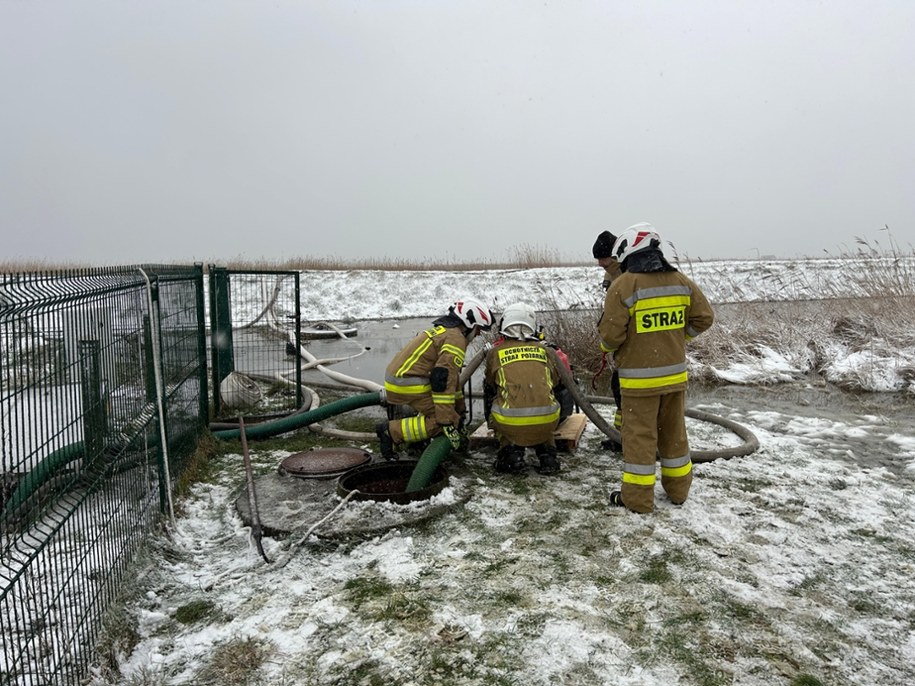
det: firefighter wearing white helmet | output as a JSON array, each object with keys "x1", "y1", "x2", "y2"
[
  {"x1": 598, "y1": 223, "x2": 715, "y2": 513},
  {"x1": 483, "y1": 302, "x2": 564, "y2": 475},
  {"x1": 377, "y1": 298, "x2": 494, "y2": 459}
]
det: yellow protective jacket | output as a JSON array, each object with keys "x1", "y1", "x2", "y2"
[
  {"x1": 484, "y1": 339, "x2": 562, "y2": 445},
  {"x1": 384, "y1": 325, "x2": 467, "y2": 427},
  {"x1": 598, "y1": 270, "x2": 714, "y2": 397}
]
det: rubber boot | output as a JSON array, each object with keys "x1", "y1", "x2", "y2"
[
  {"x1": 535, "y1": 444, "x2": 560, "y2": 475},
  {"x1": 375, "y1": 422, "x2": 397, "y2": 461},
  {"x1": 495, "y1": 445, "x2": 527, "y2": 474}
]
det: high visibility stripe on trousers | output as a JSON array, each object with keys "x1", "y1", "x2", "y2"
[
  {"x1": 399, "y1": 415, "x2": 430, "y2": 443},
  {"x1": 622, "y1": 453, "x2": 692, "y2": 485}
]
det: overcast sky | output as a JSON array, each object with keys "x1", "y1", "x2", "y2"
[{"x1": 1, "y1": 1, "x2": 912, "y2": 265}]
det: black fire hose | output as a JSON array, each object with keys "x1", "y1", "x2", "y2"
[{"x1": 546, "y1": 348, "x2": 759, "y2": 462}]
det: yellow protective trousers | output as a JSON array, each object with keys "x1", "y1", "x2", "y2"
[
  {"x1": 384, "y1": 393, "x2": 444, "y2": 445},
  {"x1": 618, "y1": 391, "x2": 692, "y2": 513}
]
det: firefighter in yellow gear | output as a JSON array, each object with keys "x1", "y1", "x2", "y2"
[
  {"x1": 376, "y1": 298, "x2": 494, "y2": 459},
  {"x1": 598, "y1": 224, "x2": 714, "y2": 513},
  {"x1": 483, "y1": 302, "x2": 565, "y2": 475}
]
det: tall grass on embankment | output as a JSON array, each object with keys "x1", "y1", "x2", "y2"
[{"x1": 545, "y1": 236, "x2": 915, "y2": 394}]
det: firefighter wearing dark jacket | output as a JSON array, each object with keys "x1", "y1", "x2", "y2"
[
  {"x1": 376, "y1": 298, "x2": 494, "y2": 460},
  {"x1": 592, "y1": 229, "x2": 624, "y2": 444},
  {"x1": 598, "y1": 224, "x2": 714, "y2": 513},
  {"x1": 483, "y1": 302, "x2": 564, "y2": 475}
]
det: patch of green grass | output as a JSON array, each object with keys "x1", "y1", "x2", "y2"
[
  {"x1": 174, "y1": 432, "x2": 220, "y2": 498},
  {"x1": 723, "y1": 598, "x2": 763, "y2": 621},
  {"x1": 488, "y1": 588, "x2": 527, "y2": 606},
  {"x1": 790, "y1": 572, "x2": 825, "y2": 596},
  {"x1": 93, "y1": 571, "x2": 150, "y2": 683},
  {"x1": 664, "y1": 609, "x2": 708, "y2": 627},
  {"x1": 654, "y1": 631, "x2": 731, "y2": 686},
  {"x1": 791, "y1": 674, "x2": 825, "y2": 686},
  {"x1": 514, "y1": 611, "x2": 550, "y2": 637},
  {"x1": 174, "y1": 598, "x2": 230, "y2": 625},
  {"x1": 481, "y1": 554, "x2": 519, "y2": 576},
  {"x1": 195, "y1": 636, "x2": 273, "y2": 685},
  {"x1": 639, "y1": 556, "x2": 673, "y2": 584},
  {"x1": 849, "y1": 594, "x2": 882, "y2": 615},
  {"x1": 123, "y1": 665, "x2": 167, "y2": 686},
  {"x1": 377, "y1": 591, "x2": 432, "y2": 627},
  {"x1": 343, "y1": 574, "x2": 395, "y2": 608}
]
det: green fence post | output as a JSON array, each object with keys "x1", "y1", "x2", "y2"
[
  {"x1": 209, "y1": 266, "x2": 235, "y2": 417},
  {"x1": 294, "y1": 271, "x2": 302, "y2": 408}
]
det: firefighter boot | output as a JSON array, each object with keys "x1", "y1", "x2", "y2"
[
  {"x1": 495, "y1": 445, "x2": 527, "y2": 474},
  {"x1": 375, "y1": 422, "x2": 397, "y2": 461},
  {"x1": 535, "y1": 444, "x2": 560, "y2": 475}
]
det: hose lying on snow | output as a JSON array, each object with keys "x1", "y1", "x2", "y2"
[
  {"x1": 543, "y1": 347, "x2": 760, "y2": 462},
  {"x1": 211, "y1": 391, "x2": 384, "y2": 442},
  {"x1": 405, "y1": 344, "x2": 761, "y2": 492}
]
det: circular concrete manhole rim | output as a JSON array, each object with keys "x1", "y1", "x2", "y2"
[{"x1": 336, "y1": 460, "x2": 448, "y2": 504}]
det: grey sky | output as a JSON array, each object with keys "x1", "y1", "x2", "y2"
[{"x1": 1, "y1": 1, "x2": 912, "y2": 265}]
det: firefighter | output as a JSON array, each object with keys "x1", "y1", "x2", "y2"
[
  {"x1": 598, "y1": 224, "x2": 714, "y2": 513},
  {"x1": 483, "y1": 302, "x2": 564, "y2": 475},
  {"x1": 592, "y1": 229, "x2": 624, "y2": 447},
  {"x1": 376, "y1": 298, "x2": 494, "y2": 459}
]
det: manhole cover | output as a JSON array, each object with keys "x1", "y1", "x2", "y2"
[{"x1": 279, "y1": 447, "x2": 372, "y2": 479}]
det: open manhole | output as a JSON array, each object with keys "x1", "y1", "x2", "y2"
[
  {"x1": 336, "y1": 460, "x2": 448, "y2": 504},
  {"x1": 279, "y1": 447, "x2": 372, "y2": 479}
]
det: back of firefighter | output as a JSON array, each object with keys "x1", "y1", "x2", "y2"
[
  {"x1": 483, "y1": 302, "x2": 563, "y2": 475},
  {"x1": 597, "y1": 224, "x2": 714, "y2": 513},
  {"x1": 376, "y1": 298, "x2": 494, "y2": 459}
]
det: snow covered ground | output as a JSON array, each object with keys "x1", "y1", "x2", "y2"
[{"x1": 88, "y1": 258, "x2": 915, "y2": 686}]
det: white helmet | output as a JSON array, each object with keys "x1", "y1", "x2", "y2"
[
  {"x1": 450, "y1": 298, "x2": 494, "y2": 331},
  {"x1": 612, "y1": 223, "x2": 661, "y2": 263},
  {"x1": 499, "y1": 302, "x2": 538, "y2": 340}
]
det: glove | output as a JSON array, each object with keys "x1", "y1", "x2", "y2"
[{"x1": 442, "y1": 424, "x2": 469, "y2": 451}]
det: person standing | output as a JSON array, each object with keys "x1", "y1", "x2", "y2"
[
  {"x1": 483, "y1": 302, "x2": 564, "y2": 475},
  {"x1": 592, "y1": 230, "x2": 624, "y2": 445},
  {"x1": 376, "y1": 298, "x2": 494, "y2": 459},
  {"x1": 598, "y1": 224, "x2": 714, "y2": 513},
  {"x1": 592, "y1": 229, "x2": 622, "y2": 290}
]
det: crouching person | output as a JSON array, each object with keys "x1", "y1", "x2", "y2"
[
  {"x1": 376, "y1": 298, "x2": 494, "y2": 459},
  {"x1": 483, "y1": 302, "x2": 564, "y2": 475}
]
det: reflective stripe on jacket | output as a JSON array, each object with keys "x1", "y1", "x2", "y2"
[
  {"x1": 598, "y1": 271, "x2": 714, "y2": 396},
  {"x1": 484, "y1": 340, "x2": 561, "y2": 427},
  {"x1": 384, "y1": 325, "x2": 467, "y2": 426}
]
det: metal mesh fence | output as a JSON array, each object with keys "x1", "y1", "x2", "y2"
[
  {"x1": 0, "y1": 265, "x2": 207, "y2": 686},
  {"x1": 208, "y1": 268, "x2": 303, "y2": 419}
]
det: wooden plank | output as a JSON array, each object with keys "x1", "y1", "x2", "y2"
[{"x1": 468, "y1": 413, "x2": 589, "y2": 452}]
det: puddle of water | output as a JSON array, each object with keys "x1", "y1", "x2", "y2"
[
  {"x1": 297, "y1": 317, "x2": 492, "y2": 395},
  {"x1": 691, "y1": 382, "x2": 915, "y2": 475}
]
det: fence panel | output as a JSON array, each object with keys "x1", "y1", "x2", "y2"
[
  {"x1": 208, "y1": 269, "x2": 303, "y2": 419},
  {"x1": 0, "y1": 265, "x2": 207, "y2": 686}
]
